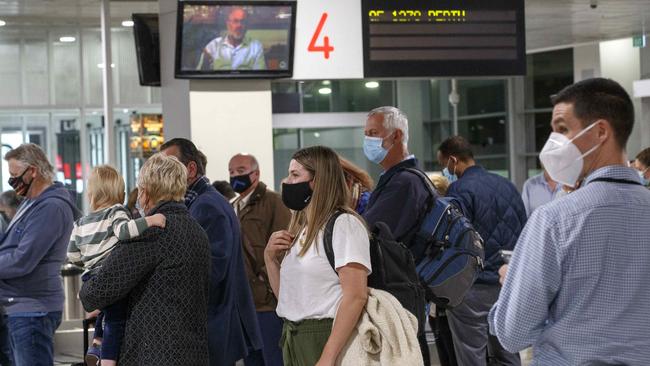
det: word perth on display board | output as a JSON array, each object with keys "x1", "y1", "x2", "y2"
[{"x1": 361, "y1": 0, "x2": 526, "y2": 77}]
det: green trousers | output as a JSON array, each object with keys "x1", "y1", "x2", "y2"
[{"x1": 281, "y1": 318, "x2": 333, "y2": 366}]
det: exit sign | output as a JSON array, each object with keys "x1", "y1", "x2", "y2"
[{"x1": 633, "y1": 35, "x2": 646, "y2": 48}]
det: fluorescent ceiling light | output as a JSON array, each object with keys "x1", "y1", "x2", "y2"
[
  {"x1": 122, "y1": 20, "x2": 134, "y2": 27},
  {"x1": 318, "y1": 87, "x2": 332, "y2": 95},
  {"x1": 0, "y1": 20, "x2": 6, "y2": 27},
  {"x1": 59, "y1": 36, "x2": 76, "y2": 43},
  {"x1": 322, "y1": 80, "x2": 331, "y2": 85},
  {"x1": 365, "y1": 81, "x2": 379, "y2": 89},
  {"x1": 97, "y1": 63, "x2": 116, "y2": 69}
]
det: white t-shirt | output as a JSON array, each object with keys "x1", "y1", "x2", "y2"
[{"x1": 276, "y1": 213, "x2": 372, "y2": 322}]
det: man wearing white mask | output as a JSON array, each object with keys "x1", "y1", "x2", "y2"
[
  {"x1": 361, "y1": 106, "x2": 434, "y2": 365},
  {"x1": 489, "y1": 78, "x2": 650, "y2": 364}
]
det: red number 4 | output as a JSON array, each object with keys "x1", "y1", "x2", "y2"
[{"x1": 308, "y1": 12, "x2": 334, "y2": 59}]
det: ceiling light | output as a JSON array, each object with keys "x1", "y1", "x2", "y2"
[
  {"x1": 97, "y1": 63, "x2": 116, "y2": 69},
  {"x1": 365, "y1": 81, "x2": 379, "y2": 89},
  {"x1": 322, "y1": 80, "x2": 331, "y2": 85},
  {"x1": 122, "y1": 20, "x2": 134, "y2": 27},
  {"x1": 59, "y1": 36, "x2": 76, "y2": 43},
  {"x1": 123, "y1": 109, "x2": 129, "y2": 114},
  {"x1": 0, "y1": 20, "x2": 6, "y2": 27},
  {"x1": 318, "y1": 87, "x2": 332, "y2": 95}
]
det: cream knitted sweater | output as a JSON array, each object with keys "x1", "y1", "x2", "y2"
[{"x1": 337, "y1": 288, "x2": 424, "y2": 366}]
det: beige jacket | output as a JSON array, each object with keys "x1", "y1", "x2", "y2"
[{"x1": 337, "y1": 289, "x2": 423, "y2": 366}]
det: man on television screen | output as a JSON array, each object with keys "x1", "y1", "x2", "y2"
[{"x1": 197, "y1": 6, "x2": 266, "y2": 71}]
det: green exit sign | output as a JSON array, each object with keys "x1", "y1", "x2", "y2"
[{"x1": 633, "y1": 35, "x2": 646, "y2": 48}]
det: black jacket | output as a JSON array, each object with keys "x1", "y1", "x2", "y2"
[
  {"x1": 363, "y1": 158, "x2": 434, "y2": 245},
  {"x1": 80, "y1": 202, "x2": 211, "y2": 366}
]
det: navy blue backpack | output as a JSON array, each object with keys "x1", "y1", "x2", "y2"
[{"x1": 404, "y1": 168, "x2": 485, "y2": 308}]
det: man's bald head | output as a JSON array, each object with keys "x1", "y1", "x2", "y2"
[{"x1": 229, "y1": 153, "x2": 259, "y2": 174}]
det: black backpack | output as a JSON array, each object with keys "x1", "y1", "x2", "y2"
[{"x1": 323, "y1": 211, "x2": 427, "y2": 334}]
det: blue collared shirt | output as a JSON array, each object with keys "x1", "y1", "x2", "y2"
[
  {"x1": 521, "y1": 173, "x2": 562, "y2": 217},
  {"x1": 488, "y1": 165, "x2": 650, "y2": 365}
]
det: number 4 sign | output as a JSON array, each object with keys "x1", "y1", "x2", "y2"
[
  {"x1": 308, "y1": 13, "x2": 335, "y2": 59},
  {"x1": 293, "y1": 0, "x2": 363, "y2": 80}
]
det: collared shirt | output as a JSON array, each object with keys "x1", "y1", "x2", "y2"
[
  {"x1": 198, "y1": 36, "x2": 265, "y2": 70},
  {"x1": 521, "y1": 173, "x2": 562, "y2": 217},
  {"x1": 233, "y1": 190, "x2": 254, "y2": 217},
  {"x1": 488, "y1": 165, "x2": 650, "y2": 365}
]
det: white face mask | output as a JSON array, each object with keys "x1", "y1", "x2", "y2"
[{"x1": 539, "y1": 122, "x2": 601, "y2": 188}]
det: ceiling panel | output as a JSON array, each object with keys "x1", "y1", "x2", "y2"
[{"x1": 0, "y1": 0, "x2": 649, "y2": 50}]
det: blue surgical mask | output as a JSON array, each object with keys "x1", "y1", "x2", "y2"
[
  {"x1": 442, "y1": 168, "x2": 457, "y2": 183},
  {"x1": 442, "y1": 157, "x2": 458, "y2": 183},
  {"x1": 639, "y1": 170, "x2": 649, "y2": 186},
  {"x1": 135, "y1": 193, "x2": 146, "y2": 218},
  {"x1": 363, "y1": 136, "x2": 390, "y2": 164}
]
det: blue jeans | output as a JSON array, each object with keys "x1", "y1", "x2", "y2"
[
  {"x1": 99, "y1": 299, "x2": 127, "y2": 361},
  {"x1": 0, "y1": 313, "x2": 13, "y2": 366},
  {"x1": 6, "y1": 312, "x2": 61, "y2": 366},
  {"x1": 243, "y1": 311, "x2": 283, "y2": 366},
  {"x1": 82, "y1": 272, "x2": 127, "y2": 361}
]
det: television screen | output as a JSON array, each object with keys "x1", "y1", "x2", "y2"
[
  {"x1": 133, "y1": 14, "x2": 161, "y2": 86},
  {"x1": 175, "y1": 1, "x2": 296, "y2": 79},
  {"x1": 362, "y1": 0, "x2": 526, "y2": 77}
]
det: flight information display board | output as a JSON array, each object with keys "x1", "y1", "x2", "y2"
[{"x1": 362, "y1": 0, "x2": 525, "y2": 77}]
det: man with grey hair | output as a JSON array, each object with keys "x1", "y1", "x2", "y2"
[
  {"x1": 361, "y1": 106, "x2": 435, "y2": 365},
  {"x1": 228, "y1": 153, "x2": 290, "y2": 366},
  {"x1": 0, "y1": 143, "x2": 79, "y2": 366}
]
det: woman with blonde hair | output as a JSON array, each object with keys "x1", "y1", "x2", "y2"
[
  {"x1": 339, "y1": 157, "x2": 373, "y2": 214},
  {"x1": 265, "y1": 146, "x2": 371, "y2": 366},
  {"x1": 80, "y1": 154, "x2": 211, "y2": 365}
]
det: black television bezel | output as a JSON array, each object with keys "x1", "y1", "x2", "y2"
[
  {"x1": 132, "y1": 13, "x2": 161, "y2": 87},
  {"x1": 175, "y1": 0, "x2": 297, "y2": 79}
]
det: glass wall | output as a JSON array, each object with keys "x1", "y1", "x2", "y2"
[
  {"x1": 524, "y1": 48, "x2": 574, "y2": 177},
  {"x1": 0, "y1": 25, "x2": 162, "y2": 208},
  {"x1": 271, "y1": 49, "x2": 574, "y2": 187}
]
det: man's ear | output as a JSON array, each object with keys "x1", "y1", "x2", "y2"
[
  {"x1": 394, "y1": 129, "x2": 404, "y2": 144},
  {"x1": 187, "y1": 161, "x2": 198, "y2": 179}
]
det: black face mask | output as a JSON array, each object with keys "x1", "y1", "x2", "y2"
[
  {"x1": 282, "y1": 181, "x2": 313, "y2": 211},
  {"x1": 230, "y1": 173, "x2": 253, "y2": 194},
  {"x1": 8, "y1": 168, "x2": 33, "y2": 196}
]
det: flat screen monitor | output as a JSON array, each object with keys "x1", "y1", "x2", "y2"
[
  {"x1": 362, "y1": 0, "x2": 526, "y2": 77},
  {"x1": 133, "y1": 13, "x2": 161, "y2": 87},
  {"x1": 175, "y1": 1, "x2": 296, "y2": 79}
]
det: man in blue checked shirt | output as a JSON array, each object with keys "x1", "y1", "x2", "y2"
[{"x1": 489, "y1": 78, "x2": 650, "y2": 365}]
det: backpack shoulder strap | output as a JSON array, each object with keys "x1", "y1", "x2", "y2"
[{"x1": 323, "y1": 210, "x2": 345, "y2": 274}]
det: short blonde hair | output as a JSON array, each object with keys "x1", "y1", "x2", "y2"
[
  {"x1": 429, "y1": 174, "x2": 450, "y2": 196},
  {"x1": 88, "y1": 165, "x2": 125, "y2": 211},
  {"x1": 137, "y1": 153, "x2": 187, "y2": 205}
]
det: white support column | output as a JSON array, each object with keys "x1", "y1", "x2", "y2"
[
  {"x1": 100, "y1": 0, "x2": 116, "y2": 165},
  {"x1": 189, "y1": 80, "x2": 274, "y2": 187},
  {"x1": 78, "y1": 27, "x2": 90, "y2": 213},
  {"x1": 159, "y1": 0, "x2": 191, "y2": 139}
]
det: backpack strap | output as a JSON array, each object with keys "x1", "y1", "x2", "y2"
[{"x1": 323, "y1": 210, "x2": 345, "y2": 274}]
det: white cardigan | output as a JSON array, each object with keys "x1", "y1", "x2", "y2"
[{"x1": 337, "y1": 288, "x2": 424, "y2": 366}]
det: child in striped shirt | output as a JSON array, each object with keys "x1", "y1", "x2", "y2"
[{"x1": 68, "y1": 165, "x2": 165, "y2": 366}]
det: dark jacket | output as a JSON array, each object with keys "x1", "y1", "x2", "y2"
[
  {"x1": 0, "y1": 182, "x2": 79, "y2": 314},
  {"x1": 447, "y1": 166, "x2": 527, "y2": 285},
  {"x1": 363, "y1": 158, "x2": 434, "y2": 245},
  {"x1": 232, "y1": 182, "x2": 290, "y2": 312},
  {"x1": 79, "y1": 202, "x2": 211, "y2": 366},
  {"x1": 188, "y1": 179, "x2": 263, "y2": 365}
]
